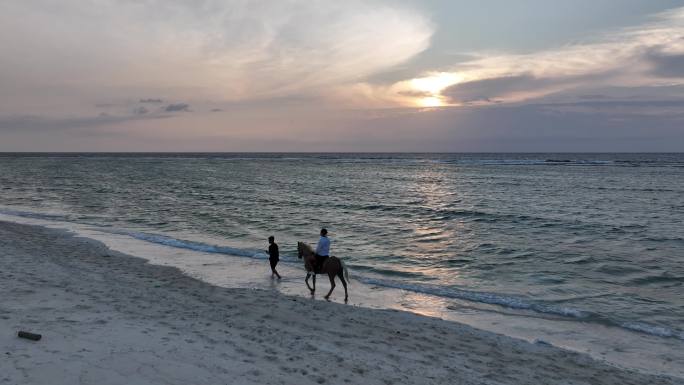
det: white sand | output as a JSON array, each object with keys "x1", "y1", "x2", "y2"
[{"x1": 0, "y1": 221, "x2": 681, "y2": 385}]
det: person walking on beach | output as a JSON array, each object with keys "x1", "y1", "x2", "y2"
[
  {"x1": 314, "y1": 228, "x2": 330, "y2": 273},
  {"x1": 268, "y1": 236, "x2": 281, "y2": 279}
]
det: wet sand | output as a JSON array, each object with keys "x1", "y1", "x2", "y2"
[{"x1": 1, "y1": 221, "x2": 681, "y2": 385}]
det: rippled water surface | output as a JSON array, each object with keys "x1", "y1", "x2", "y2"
[{"x1": 1, "y1": 153, "x2": 683, "y2": 341}]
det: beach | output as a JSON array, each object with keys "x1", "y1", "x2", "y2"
[
  {"x1": 4, "y1": 0, "x2": 684, "y2": 381},
  {"x1": 1, "y1": 221, "x2": 681, "y2": 385}
]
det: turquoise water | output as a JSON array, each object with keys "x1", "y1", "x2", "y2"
[{"x1": 1, "y1": 153, "x2": 683, "y2": 343}]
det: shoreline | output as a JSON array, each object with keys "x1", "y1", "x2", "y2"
[
  {"x1": 2, "y1": 209, "x2": 684, "y2": 378},
  {"x1": 1, "y1": 220, "x2": 682, "y2": 384}
]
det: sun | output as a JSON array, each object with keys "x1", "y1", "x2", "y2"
[
  {"x1": 408, "y1": 72, "x2": 462, "y2": 108},
  {"x1": 418, "y1": 97, "x2": 444, "y2": 107},
  {"x1": 410, "y1": 73, "x2": 461, "y2": 94}
]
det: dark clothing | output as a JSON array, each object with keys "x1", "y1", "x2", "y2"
[
  {"x1": 269, "y1": 243, "x2": 279, "y2": 267},
  {"x1": 314, "y1": 253, "x2": 328, "y2": 274},
  {"x1": 269, "y1": 243, "x2": 279, "y2": 259}
]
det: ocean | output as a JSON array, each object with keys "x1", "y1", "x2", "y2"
[{"x1": 1, "y1": 153, "x2": 683, "y2": 375}]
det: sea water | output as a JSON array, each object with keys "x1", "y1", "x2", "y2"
[{"x1": 0, "y1": 153, "x2": 682, "y2": 376}]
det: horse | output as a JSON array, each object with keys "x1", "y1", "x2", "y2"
[{"x1": 297, "y1": 242, "x2": 349, "y2": 302}]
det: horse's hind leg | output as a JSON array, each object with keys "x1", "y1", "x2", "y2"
[
  {"x1": 324, "y1": 274, "x2": 336, "y2": 300},
  {"x1": 338, "y1": 271, "x2": 348, "y2": 302},
  {"x1": 305, "y1": 273, "x2": 315, "y2": 295}
]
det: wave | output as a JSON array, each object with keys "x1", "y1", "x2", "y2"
[
  {"x1": 435, "y1": 159, "x2": 614, "y2": 166},
  {"x1": 621, "y1": 322, "x2": 684, "y2": 339},
  {"x1": 642, "y1": 236, "x2": 684, "y2": 243},
  {"x1": 6, "y1": 153, "x2": 682, "y2": 167},
  {"x1": 349, "y1": 264, "x2": 428, "y2": 279},
  {"x1": 0, "y1": 208, "x2": 68, "y2": 221},
  {"x1": 628, "y1": 273, "x2": 684, "y2": 286},
  {"x1": 359, "y1": 277, "x2": 589, "y2": 318},
  {"x1": 357, "y1": 276, "x2": 684, "y2": 341},
  {"x1": 432, "y1": 158, "x2": 684, "y2": 167},
  {"x1": 594, "y1": 263, "x2": 646, "y2": 276},
  {"x1": 115, "y1": 231, "x2": 272, "y2": 260},
  {"x1": 582, "y1": 186, "x2": 682, "y2": 193},
  {"x1": 563, "y1": 256, "x2": 596, "y2": 264}
]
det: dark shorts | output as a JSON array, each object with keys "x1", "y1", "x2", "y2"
[
  {"x1": 315, "y1": 254, "x2": 329, "y2": 272},
  {"x1": 269, "y1": 258, "x2": 279, "y2": 269}
]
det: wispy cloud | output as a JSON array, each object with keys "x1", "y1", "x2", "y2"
[
  {"x1": 0, "y1": 1, "x2": 432, "y2": 103},
  {"x1": 164, "y1": 103, "x2": 191, "y2": 112},
  {"x1": 0, "y1": 113, "x2": 171, "y2": 133},
  {"x1": 445, "y1": 7, "x2": 684, "y2": 102},
  {"x1": 347, "y1": 6, "x2": 684, "y2": 108},
  {"x1": 133, "y1": 106, "x2": 149, "y2": 115},
  {"x1": 646, "y1": 51, "x2": 684, "y2": 78},
  {"x1": 0, "y1": 97, "x2": 194, "y2": 133},
  {"x1": 139, "y1": 98, "x2": 164, "y2": 104}
]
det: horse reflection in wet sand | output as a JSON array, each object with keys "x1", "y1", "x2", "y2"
[{"x1": 297, "y1": 242, "x2": 349, "y2": 302}]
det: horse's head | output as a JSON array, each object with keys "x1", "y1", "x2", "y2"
[{"x1": 297, "y1": 241, "x2": 313, "y2": 259}]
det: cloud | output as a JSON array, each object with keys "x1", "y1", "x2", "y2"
[
  {"x1": 0, "y1": 113, "x2": 170, "y2": 132},
  {"x1": 536, "y1": 99, "x2": 684, "y2": 117},
  {"x1": 577, "y1": 94, "x2": 610, "y2": 100},
  {"x1": 646, "y1": 51, "x2": 684, "y2": 78},
  {"x1": 346, "y1": 6, "x2": 684, "y2": 108},
  {"x1": 3, "y1": 99, "x2": 684, "y2": 151},
  {"x1": 0, "y1": 1, "x2": 432, "y2": 103},
  {"x1": 442, "y1": 70, "x2": 623, "y2": 104},
  {"x1": 0, "y1": 97, "x2": 197, "y2": 132},
  {"x1": 440, "y1": 8, "x2": 684, "y2": 105},
  {"x1": 397, "y1": 90, "x2": 434, "y2": 98},
  {"x1": 164, "y1": 103, "x2": 190, "y2": 112},
  {"x1": 442, "y1": 74, "x2": 550, "y2": 104},
  {"x1": 139, "y1": 98, "x2": 164, "y2": 104}
]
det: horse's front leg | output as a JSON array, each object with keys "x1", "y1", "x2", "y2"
[
  {"x1": 324, "y1": 274, "x2": 336, "y2": 300},
  {"x1": 305, "y1": 273, "x2": 315, "y2": 295},
  {"x1": 312, "y1": 274, "x2": 316, "y2": 294}
]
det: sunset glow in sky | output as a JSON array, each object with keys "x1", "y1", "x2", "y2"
[{"x1": 2, "y1": 1, "x2": 684, "y2": 151}]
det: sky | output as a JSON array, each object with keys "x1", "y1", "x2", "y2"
[{"x1": 1, "y1": 0, "x2": 684, "y2": 152}]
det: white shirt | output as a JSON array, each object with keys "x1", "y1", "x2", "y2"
[{"x1": 315, "y1": 236, "x2": 330, "y2": 256}]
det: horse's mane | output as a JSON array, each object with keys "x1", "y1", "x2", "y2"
[{"x1": 299, "y1": 241, "x2": 314, "y2": 253}]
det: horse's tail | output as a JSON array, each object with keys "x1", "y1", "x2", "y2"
[{"x1": 342, "y1": 259, "x2": 350, "y2": 284}]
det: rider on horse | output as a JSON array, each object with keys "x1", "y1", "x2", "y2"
[
  {"x1": 298, "y1": 232, "x2": 349, "y2": 302},
  {"x1": 314, "y1": 228, "x2": 330, "y2": 273}
]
